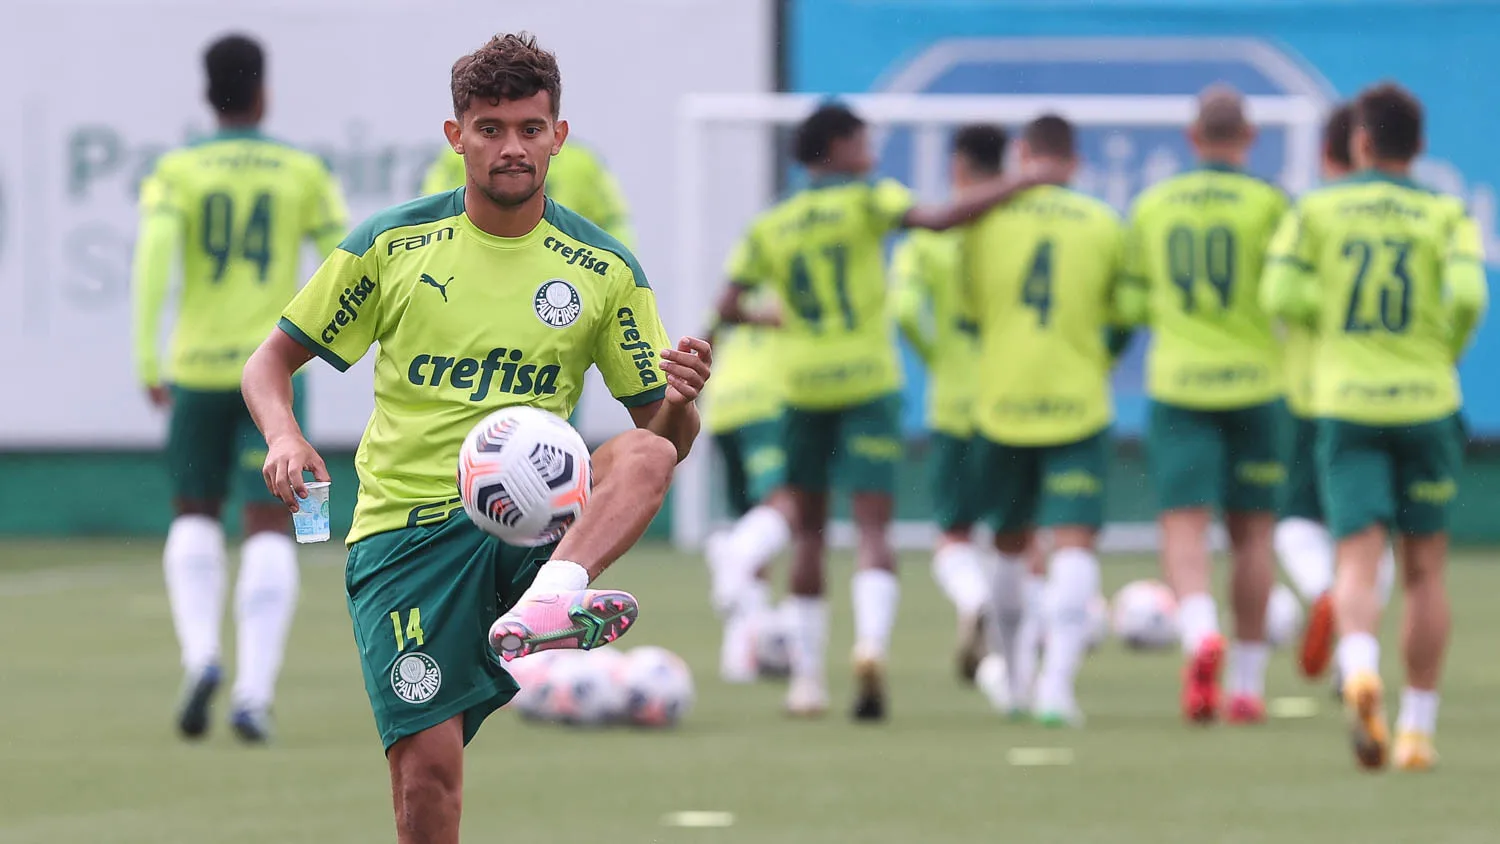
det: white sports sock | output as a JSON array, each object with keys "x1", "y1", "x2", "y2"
[
  {"x1": 1177, "y1": 592, "x2": 1220, "y2": 655},
  {"x1": 1035, "y1": 548, "x2": 1100, "y2": 709},
  {"x1": 1397, "y1": 687, "x2": 1439, "y2": 734},
  {"x1": 1227, "y1": 640, "x2": 1270, "y2": 698},
  {"x1": 163, "y1": 515, "x2": 227, "y2": 674},
  {"x1": 987, "y1": 554, "x2": 1027, "y2": 656},
  {"x1": 1012, "y1": 575, "x2": 1046, "y2": 704},
  {"x1": 719, "y1": 580, "x2": 770, "y2": 683},
  {"x1": 231, "y1": 532, "x2": 300, "y2": 710},
  {"x1": 786, "y1": 596, "x2": 828, "y2": 682},
  {"x1": 1337, "y1": 631, "x2": 1380, "y2": 680},
  {"x1": 1273, "y1": 518, "x2": 1335, "y2": 602},
  {"x1": 851, "y1": 568, "x2": 900, "y2": 658},
  {"x1": 725, "y1": 504, "x2": 792, "y2": 582},
  {"x1": 932, "y1": 542, "x2": 989, "y2": 618},
  {"x1": 1377, "y1": 545, "x2": 1397, "y2": 608},
  {"x1": 519, "y1": 560, "x2": 590, "y2": 602}
]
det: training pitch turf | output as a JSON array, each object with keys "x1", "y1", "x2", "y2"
[{"x1": 2, "y1": 538, "x2": 1498, "y2": 843}]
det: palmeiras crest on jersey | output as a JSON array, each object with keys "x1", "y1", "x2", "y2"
[
  {"x1": 391, "y1": 652, "x2": 442, "y2": 704},
  {"x1": 534, "y1": 279, "x2": 583, "y2": 328}
]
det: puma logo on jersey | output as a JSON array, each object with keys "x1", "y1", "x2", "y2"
[
  {"x1": 542, "y1": 236, "x2": 611, "y2": 276},
  {"x1": 419, "y1": 274, "x2": 452, "y2": 302},
  {"x1": 407, "y1": 348, "x2": 560, "y2": 401},
  {"x1": 615, "y1": 307, "x2": 660, "y2": 387},
  {"x1": 320, "y1": 276, "x2": 378, "y2": 343}
]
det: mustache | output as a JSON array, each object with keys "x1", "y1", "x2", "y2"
[{"x1": 489, "y1": 162, "x2": 536, "y2": 175}]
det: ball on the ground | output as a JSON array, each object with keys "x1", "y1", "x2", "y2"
[
  {"x1": 457, "y1": 405, "x2": 592, "y2": 547},
  {"x1": 542, "y1": 650, "x2": 627, "y2": 726},
  {"x1": 622, "y1": 646, "x2": 695, "y2": 728},
  {"x1": 507, "y1": 650, "x2": 561, "y2": 721},
  {"x1": 1264, "y1": 583, "x2": 1305, "y2": 649},
  {"x1": 1111, "y1": 579, "x2": 1179, "y2": 651},
  {"x1": 753, "y1": 603, "x2": 794, "y2": 679}
]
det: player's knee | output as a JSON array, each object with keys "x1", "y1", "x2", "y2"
[
  {"x1": 609, "y1": 429, "x2": 677, "y2": 498},
  {"x1": 390, "y1": 741, "x2": 462, "y2": 828}
]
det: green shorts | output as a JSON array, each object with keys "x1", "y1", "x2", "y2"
[
  {"x1": 1279, "y1": 412, "x2": 1323, "y2": 522},
  {"x1": 783, "y1": 394, "x2": 902, "y2": 494},
  {"x1": 344, "y1": 513, "x2": 555, "y2": 750},
  {"x1": 1147, "y1": 400, "x2": 1284, "y2": 514},
  {"x1": 1316, "y1": 414, "x2": 1465, "y2": 540},
  {"x1": 713, "y1": 416, "x2": 787, "y2": 517},
  {"x1": 930, "y1": 432, "x2": 982, "y2": 531},
  {"x1": 972, "y1": 431, "x2": 1108, "y2": 534},
  {"x1": 167, "y1": 380, "x2": 305, "y2": 504}
]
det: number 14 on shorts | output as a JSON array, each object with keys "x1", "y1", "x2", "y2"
[{"x1": 390, "y1": 608, "x2": 426, "y2": 650}]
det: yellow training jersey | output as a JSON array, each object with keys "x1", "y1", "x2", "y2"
[
  {"x1": 132, "y1": 128, "x2": 348, "y2": 389},
  {"x1": 1124, "y1": 164, "x2": 1288, "y2": 410},
  {"x1": 890, "y1": 229, "x2": 974, "y2": 438},
  {"x1": 702, "y1": 289, "x2": 784, "y2": 434},
  {"x1": 726, "y1": 176, "x2": 914, "y2": 410},
  {"x1": 1261, "y1": 171, "x2": 1488, "y2": 426},
  {"x1": 279, "y1": 190, "x2": 670, "y2": 544},
  {"x1": 421, "y1": 144, "x2": 635, "y2": 248},
  {"x1": 965, "y1": 185, "x2": 1130, "y2": 446}
]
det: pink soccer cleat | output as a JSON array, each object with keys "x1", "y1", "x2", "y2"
[{"x1": 489, "y1": 590, "x2": 639, "y2": 662}]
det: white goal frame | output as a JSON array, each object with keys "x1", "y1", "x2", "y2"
[{"x1": 671, "y1": 92, "x2": 1325, "y2": 553}]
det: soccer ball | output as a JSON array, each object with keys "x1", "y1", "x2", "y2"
[
  {"x1": 1085, "y1": 593, "x2": 1110, "y2": 652},
  {"x1": 540, "y1": 650, "x2": 627, "y2": 727},
  {"x1": 1111, "y1": 579, "x2": 1180, "y2": 651},
  {"x1": 753, "y1": 602, "x2": 795, "y2": 679},
  {"x1": 1264, "y1": 583, "x2": 1305, "y2": 649},
  {"x1": 622, "y1": 646, "x2": 695, "y2": 728},
  {"x1": 457, "y1": 406, "x2": 592, "y2": 547},
  {"x1": 507, "y1": 650, "x2": 560, "y2": 722}
]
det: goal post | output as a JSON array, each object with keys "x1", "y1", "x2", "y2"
[{"x1": 670, "y1": 91, "x2": 1326, "y2": 554}]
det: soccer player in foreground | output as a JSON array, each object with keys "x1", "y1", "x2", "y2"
[
  {"x1": 1262, "y1": 82, "x2": 1486, "y2": 771},
  {"x1": 1274, "y1": 102, "x2": 1396, "y2": 688},
  {"x1": 131, "y1": 33, "x2": 349, "y2": 742},
  {"x1": 964, "y1": 115, "x2": 1132, "y2": 725},
  {"x1": 891, "y1": 124, "x2": 1011, "y2": 682},
  {"x1": 241, "y1": 34, "x2": 710, "y2": 841},
  {"x1": 1124, "y1": 86, "x2": 1287, "y2": 724},
  {"x1": 716, "y1": 103, "x2": 1058, "y2": 720}
]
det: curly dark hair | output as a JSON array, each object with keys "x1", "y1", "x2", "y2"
[
  {"x1": 1355, "y1": 82, "x2": 1423, "y2": 162},
  {"x1": 450, "y1": 32, "x2": 561, "y2": 119}
]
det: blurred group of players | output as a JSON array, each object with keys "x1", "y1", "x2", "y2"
[{"x1": 701, "y1": 82, "x2": 1486, "y2": 773}]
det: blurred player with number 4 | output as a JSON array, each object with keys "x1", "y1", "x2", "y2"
[{"x1": 131, "y1": 33, "x2": 349, "y2": 743}]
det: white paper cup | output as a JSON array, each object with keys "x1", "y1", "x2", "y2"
[{"x1": 292, "y1": 481, "x2": 332, "y2": 544}]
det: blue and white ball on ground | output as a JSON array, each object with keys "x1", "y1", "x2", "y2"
[
  {"x1": 753, "y1": 602, "x2": 795, "y2": 679},
  {"x1": 1111, "y1": 579, "x2": 1180, "y2": 651},
  {"x1": 1265, "y1": 583, "x2": 1305, "y2": 649},
  {"x1": 622, "y1": 646, "x2": 695, "y2": 728},
  {"x1": 457, "y1": 405, "x2": 592, "y2": 547},
  {"x1": 542, "y1": 650, "x2": 627, "y2": 727},
  {"x1": 507, "y1": 650, "x2": 561, "y2": 722}
]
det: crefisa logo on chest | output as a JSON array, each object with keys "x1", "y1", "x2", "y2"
[{"x1": 534, "y1": 279, "x2": 583, "y2": 328}]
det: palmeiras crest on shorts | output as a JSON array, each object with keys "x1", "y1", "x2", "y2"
[
  {"x1": 391, "y1": 652, "x2": 442, "y2": 704},
  {"x1": 534, "y1": 279, "x2": 583, "y2": 328}
]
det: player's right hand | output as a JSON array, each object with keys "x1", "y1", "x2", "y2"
[
  {"x1": 262, "y1": 435, "x2": 330, "y2": 512},
  {"x1": 146, "y1": 385, "x2": 172, "y2": 409}
]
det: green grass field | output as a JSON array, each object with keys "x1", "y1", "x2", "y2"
[{"x1": 3, "y1": 538, "x2": 1500, "y2": 843}]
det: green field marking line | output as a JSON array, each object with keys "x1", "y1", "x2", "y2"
[{"x1": 660, "y1": 811, "x2": 735, "y2": 828}]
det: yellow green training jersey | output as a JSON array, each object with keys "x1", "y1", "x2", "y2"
[
  {"x1": 702, "y1": 290, "x2": 784, "y2": 435},
  {"x1": 279, "y1": 190, "x2": 670, "y2": 544},
  {"x1": 1124, "y1": 164, "x2": 1288, "y2": 410},
  {"x1": 1261, "y1": 171, "x2": 1488, "y2": 426},
  {"x1": 421, "y1": 144, "x2": 635, "y2": 247},
  {"x1": 726, "y1": 176, "x2": 914, "y2": 410},
  {"x1": 132, "y1": 128, "x2": 348, "y2": 389},
  {"x1": 965, "y1": 185, "x2": 1130, "y2": 446},
  {"x1": 890, "y1": 229, "x2": 974, "y2": 437}
]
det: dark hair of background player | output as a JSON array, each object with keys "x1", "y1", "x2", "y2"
[
  {"x1": 1323, "y1": 103, "x2": 1355, "y2": 169},
  {"x1": 204, "y1": 34, "x2": 264, "y2": 117},
  {"x1": 952, "y1": 124, "x2": 1007, "y2": 174},
  {"x1": 1356, "y1": 82, "x2": 1423, "y2": 162},
  {"x1": 1023, "y1": 114, "x2": 1076, "y2": 158},
  {"x1": 794, "y1": 103, "x2": 865, "y2": 166},
  {"x1": 451, "y1": 32, "x2": 562, "y2": 120}
]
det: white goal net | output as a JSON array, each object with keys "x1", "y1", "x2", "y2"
[{"x1": 669, "y1": 92, "x2": 1325, "y2": 553}]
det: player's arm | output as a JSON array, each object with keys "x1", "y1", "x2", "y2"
[
  {"x1": 599, "y1": 278, "x2": 708, "y2": 462},
  {"x1": 715, "y1": 225, "x2": 781, "y2": 327},
  {"x1": 305, "y1": 162, "x2": 351, "y2": 257},
  {"x1": 1259, "y1": 207, "x2": 1320, "y2": 327},
  {"x1": 889, "y1": 235, "x2": 937, "y2": 364},
  {"x1": 898, "y1": 165, "x2": 1068, "y2": 232},
  {"x1": 130, "y1": 171, "x2": 183, "y2": 406},
  {"x1": 1445, "y1": 210, "x2": 1490, "y2": 362}
]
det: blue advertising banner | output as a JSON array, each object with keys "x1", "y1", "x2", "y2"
[{"x1": 788, "y1": 0, "x2": 1500, "y2": 438}]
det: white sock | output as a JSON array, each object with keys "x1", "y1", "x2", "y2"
[
  {"x1": 852, "y1": 568, "x2": 900, "y2": 659},
  {"x1": 1337, "y1": 631, "x2": 1380, "y2": 679},
  {"x1": 231, "y1": 532, "x2": 300, "y2": 710},
  {"x1": 1178, "y1": 592, "x2": 1220, "y2": 654},
  {"x1": 1274, "y1": 518, "x2": 1335, "y2": 602},
  {"x1": 1012, "y1": 574, "x2": 1046, "y2": 703},
  {"x1": 519, "y1": 559, "x2": 590, "y2": 602},
  {"x1": 1035, "y1": 548, "x2": 1100, "y2": 709},
  {"x1": 987, "y1": 554, "x2": 1027, "y2": 656},
  {"x1": 1397, "y1": 687, "x2": 1439, "y2": 734},
  {"x1": 725, "y1": 504, "x2": 792, "y2": 583},
  {"x1": 932, "y1": 542, "x2": 989, "y2": 618},
  {"x1": 163, "y1": 515, "x2": 227, "y2": 674},
  {"x1": 1377, "y1": 545, "x2": 1397, "y2": 608},
  {"x1": 719, "y1": 579, "x2": 771, "y2": 682},
  {"x1": 786, "y1": 596, "x2": 828, "y2": 682},
  {"x1": 1227, "y1": 640, "x2": 1270, "y2": 698}
]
